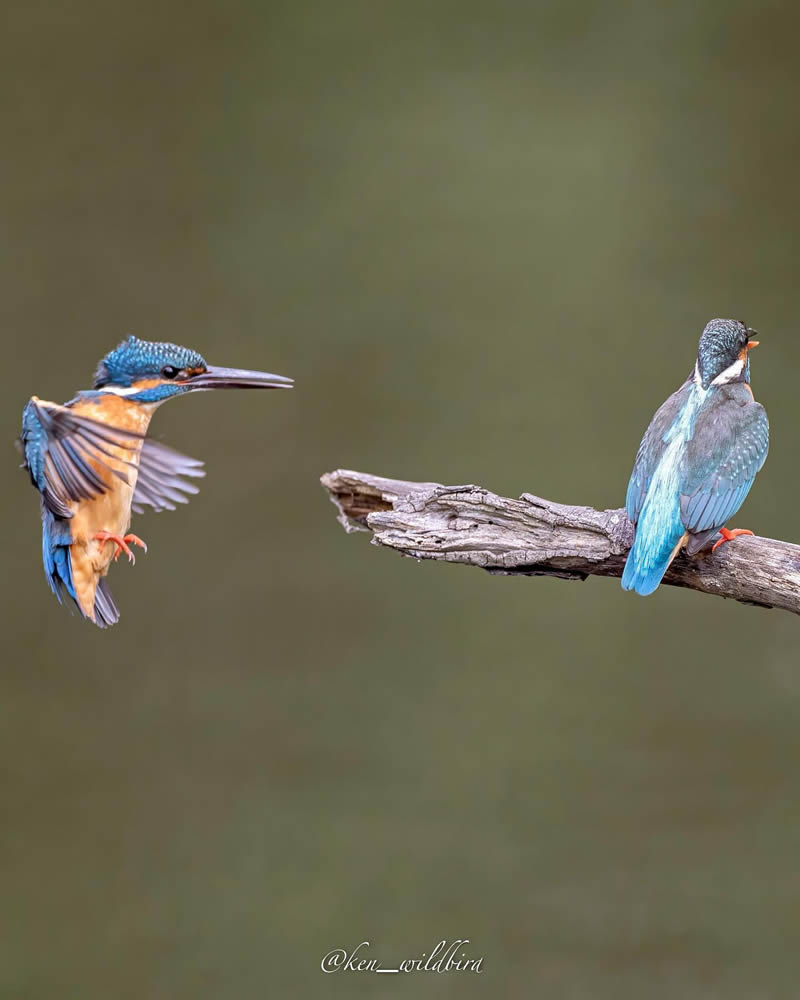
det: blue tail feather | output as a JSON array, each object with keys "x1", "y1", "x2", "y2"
[
  {"x1": 621, "y1": 545, "x2": 678, "y2": 596},
  {"x1": 42, "y1": 507, "x2": 75, "y2": 604},
  {"x1": 40, "y1": 506, "x2": 119, "y2": 626},
  {"x1": 621, "y1": 502, "x2": 685, "y2": 597}
]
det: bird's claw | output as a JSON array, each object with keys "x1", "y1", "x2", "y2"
[
  {"x1": 711, "y1": 527, "x2": 754, "y2": 553},
  {"x1": 93, "y1": 532, "x2": 148, "y2": 564}
]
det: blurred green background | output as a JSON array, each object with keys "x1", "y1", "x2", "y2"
[{"x1": 2, "y1": 1, "x2": 800, "y2": 997}]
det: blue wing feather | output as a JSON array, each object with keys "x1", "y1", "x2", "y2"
[
  {"x1": 625, "y1": 378, "x2": 692, "y2": 523},
  {"x1": 623, "y1": 379, "x2": 768, "y2": 596},
  {"x1": 20, "y1": 398, "x2": 133, "y2": 626},
  {"x1": 680, "y1": 392, "x2": 768, "y2": 535},
  {"x1": 623, "y1": 377, "x2": 692, "y2": 594}
]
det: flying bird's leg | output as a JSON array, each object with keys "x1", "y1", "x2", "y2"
[
  {"x1": 93, "y1": 531, "x2": 148, "y2": 564},
  {"x1": 711, "y1": 527, "x2": 754, "y2": 553}
]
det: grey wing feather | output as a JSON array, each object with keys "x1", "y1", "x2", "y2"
[
  {"x1": 625, "y1": 377, "x2": 692, "y2": 524},
  {"x1": 132, "y1": 439, "x2": 205, "y2": 514},
  {"x1": 680, "y1": 388, "x2": 769, "y2": 535},
  {"x1": 21, "y1": 398, "x2": 143, "y2": 518}
]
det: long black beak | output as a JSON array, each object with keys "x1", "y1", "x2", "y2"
[{"x1": 181, "y1": 366, "x2": 294, "y2": 390}]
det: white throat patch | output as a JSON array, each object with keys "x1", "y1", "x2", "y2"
[
  {"x1": 98, "y1": 384, "x2": 141, "y2": 396},
  {"x1": 694, "y1": 357, "x2": 745, "y2": 388},
  {"x1": 711, "y1": 357, "x2": 745, "y2": 386}
]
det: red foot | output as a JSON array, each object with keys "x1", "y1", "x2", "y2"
[
  {"x1": 93, "y1": 532, "x2": 148, "y2": 565},
  {"x1": 711, "y1": 527, "x2": 754, "y2": 553}
]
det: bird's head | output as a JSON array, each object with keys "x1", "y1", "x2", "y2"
[
  {"x1": 696, "y1": 319, "x2": 759, "y2": 390},
  {"x1": 93, "y1": 336, "x2": 293, "y2": 402}
]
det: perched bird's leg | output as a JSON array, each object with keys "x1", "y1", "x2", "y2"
[
  {"x1": 93, "y1": 531, "x2": 148, "y2": 564},
  {"x1": 711, "y1": 527, "x2": 754, "y2": 553}
]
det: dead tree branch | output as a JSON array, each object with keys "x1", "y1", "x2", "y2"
[{"x1": 320, "y1": 469, "x2": 800, "y2": 615}]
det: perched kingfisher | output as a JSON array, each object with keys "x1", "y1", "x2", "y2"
[
  {"x1": 622, "y1": 318, "x2": 768, "y2": 596},
  {"x1": 20, "y1": 336, "x2": 292, "y2": 627}
]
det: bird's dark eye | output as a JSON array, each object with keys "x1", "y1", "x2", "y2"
[{"x1": 161, "y1": 365, "x2": 180, "y2": 379}]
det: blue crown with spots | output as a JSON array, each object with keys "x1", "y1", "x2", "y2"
[{"x1": 93, "y1": 336, "x2": 207, "y2": 388}]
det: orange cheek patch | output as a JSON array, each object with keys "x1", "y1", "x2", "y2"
[
  {"x1": 130, "y1": 378, "x2": 164, "y2": 391},
  {"x1": 176, "y1": 366, "x2": 206, "y2": 384}
]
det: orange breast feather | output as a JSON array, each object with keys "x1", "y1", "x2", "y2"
[{"x1": 66, "y1": 395, "x2": 157, "y2": 620}]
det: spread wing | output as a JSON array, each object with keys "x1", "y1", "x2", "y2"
[
  {"x1": 625, "y1": 376, "x2": 692, "y2": 524},
  {"x1": 20, "y1": 398, "x2": 143, "y2": 519},
  {"x1": 132, "y1": 439, "x2": 205, "y2": 514},
  {"x1": 680, "y1": 387, "x2": 769, "y2": 534}
]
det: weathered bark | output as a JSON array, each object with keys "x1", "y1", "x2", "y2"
[{"x1": 321, "y1": 469, "x2": 800, "y2": 615}]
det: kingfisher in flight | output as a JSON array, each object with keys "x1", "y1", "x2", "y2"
[
  {"x1": 20, "y1": 336, "x2": 292, "y2": 627},
  {"x1": 622, "y1": 318, "x2": 768, "y2": 596}
]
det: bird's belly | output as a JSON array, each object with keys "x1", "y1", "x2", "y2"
[
  {"x1": 71, "y1": 480, "x2": 136, "y2": 562},
  {"x1": 53, "y1": 394, "x2": 156, "y2": 622},
  {"x1": 68, "y1": 446, "x2": 141, "y2": 620}
]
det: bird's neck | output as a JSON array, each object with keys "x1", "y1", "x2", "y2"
[
  {"x1": 693, "y1": 357, "x2": 750, "y2": 391},
  {"x1": 71, "y1": 392, "x2": 160, "y2": 437}
]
